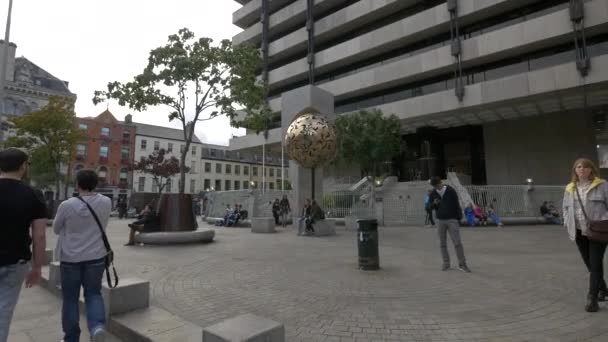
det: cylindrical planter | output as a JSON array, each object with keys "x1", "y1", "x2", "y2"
[{"x1": 158, "y1": 193, "x2": 198, "y2": 232}]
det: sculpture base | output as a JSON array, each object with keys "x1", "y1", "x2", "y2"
[{"x1": 158, "y1": 193, "x2": 197, "y2": 232}]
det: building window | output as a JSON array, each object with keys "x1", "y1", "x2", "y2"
[
  {"x1": 154, "y1": 141, "x2": 160, "y2": 151},
  {"x1": 180, "y1": 145, "x2": 185, "y2": 153},
  {"x1": 167, "y1": 143, "x2": 173, "y2": 153},
  {"x1": 98, "y1": 167, "x2": 108, "y2": 183},
  {"x1": 269, "y1": 183, "x2": 274, "y2": 190},
  {"x1": 122, "y1": 131, "x2": 130, "y2": 141},
  {"x1": 141, "y1": 139, "x2": 147, "y2": 150},
  {"x1": 190, "y1": 161, "x2": 196, "y2": 173},
  {"x1": 204, "y1": 179, "x2": 211, "y2": 190},
  {"x1": 205, "y1": 162, "x2": 211, "y2": 172},
  {"x1": 76, "y1": 144, "x2": 86, "y2": 157},
  {"x1": 277, "y1": 180, "x2": 282, "y2": 189},
  {"x1": 138, "y1": 177, "x2": 145, "y2": 192},
  {"x1": 243, "y1": 181, "x2": 249, "y2": 189},
  {"x1": 235, "y1": 165, "x2": 240, "y2": 175},
  {"x1": 101, "y1": 127, "x2": 110, "y2": 136},
  {"x1": 269, "y1": 168, "x2": 274, "y2": 177},
  {"x1": 152, "y1": 179, "x2": 158, "y2": 193},
  {"x1": 190, "y1": 179, "x2": 196, "y2": 193},
  {"x1": 277, "y1": 169, "x2": 282, "y2": 178},
  {"x1": 166, "y1": 179, "x2": 172, "y2": 193},
  {"x1": 264, "y1": 168, "x2": 267, "y2": 176},
  {"x1": 192, "y1": 146, "x2": 197, "y2": 156},
  {"x1": 225, "y1": 180, "x2": 231, "y2": 191},
  {"x1": 215, "y1": 179, "x2": 221, "y2": 191},
  {"x1": 234, "y1": 180, "x2": 240, "y2": 190},
  {"x1": 210, "y1": 149, "x2": 217, "y2": 157},
  {"x1": 244, "y1": 166, "x2": 249, "y2": 175},
  {"x1": 79, "y1": 123, "x2": 88, "y2": 130},
  {"x1": 99, "y1": 145, "x2": 109, "y2": 158},
  {"x1": 285, "y1": 169, "x2": 288, "y2": 178},
  {"x1": 216, "y1": 163, "x2": 222, "y2": 173},
  {"x1": 252, "y1": 167, "x2": 258, "y2": 176},
  {"x1": 226, "y1": 164, "x2": 231, "y2": 174},
  {"x1": 121, "y1": 146, "x2": 129, "y2": 160},
  {"x1": 119, "y1": 168, "x2": 128, "y2": 182}
]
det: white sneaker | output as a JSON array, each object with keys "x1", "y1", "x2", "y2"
[{"x1": 91, "y1": 327, "x2": 108, "y2": 342}]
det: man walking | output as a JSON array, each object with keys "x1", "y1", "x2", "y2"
[
  {"x1": 428, "y1": 176, "x2": 471, "y2": 272},
  {"x1": 0, "y1": 148, "x2": 48, "y2": 342}
]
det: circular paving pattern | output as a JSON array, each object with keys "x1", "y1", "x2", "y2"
[{"x1": 97, "y1": 222, "x2": 608, "y2": 341}]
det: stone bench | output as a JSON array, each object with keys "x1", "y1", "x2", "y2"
[
  {"x1": 311, "y1": 219, "x2": 337, "y2": 236},
  {"x1": 203, "y1": 313, "x2": 284, "y2": 342},
  {"x1": 102, "y1": 278, "x2": 150, "y2": 322},
  {"x1": 251, "y1": 217, "x2": 276, "y2": 233},
  {"x1": 134, "y1": 228, "x2": 215, "y2": 245}
]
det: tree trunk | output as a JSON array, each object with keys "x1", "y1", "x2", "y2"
[
  {"x1": 55, "y1": 164, "x2": 61, "y2": 200},
  {"x1": 179, "y1": 153, "x2": 186, "y2": 194}
]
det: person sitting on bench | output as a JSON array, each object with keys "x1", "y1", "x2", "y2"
[
  {"x1": 125, "y1": 200, "x2": 156, "y2": 246},
  {"x1": 306, "y1": 200, "x2": 325, "y2": 234}
]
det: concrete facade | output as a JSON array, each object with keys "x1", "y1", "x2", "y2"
[{"x1": 230, "y1": 0, "x2": 608, "y2": 185}]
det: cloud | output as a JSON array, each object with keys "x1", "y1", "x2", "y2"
[{"x1": 0, "y1": 0, "x2": 244, "y2": 145}]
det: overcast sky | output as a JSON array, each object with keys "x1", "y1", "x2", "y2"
[{"x1": 0, "y1": 0, "x2": 245, "y2": 145}]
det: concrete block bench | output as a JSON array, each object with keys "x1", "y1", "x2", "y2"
[
  {"x1": 312, "y1": 219, "x2": 336, "y2": 236},
  {"x1": 48, "y1": 261, "x2": 61, "y2": 290},
  {"x1": 344, "y1": 216, "x2": 358, "y2": 230},
  {"x1": 251, "y1": 217, "x2": 276, "y2": 233},
  {"x1": 203, "y1": 313, "x2": 284, "y2": 342},
  {"x1": 102, "y1": 278, "x2": 150, "y2": 321},
  {"x1": 134, "y1": 228, "x2": 215, "y2": 245}
]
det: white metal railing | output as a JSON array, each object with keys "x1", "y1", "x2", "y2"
[{"x1": 464, "y1": 185, "x2": 564, "y2": 217}]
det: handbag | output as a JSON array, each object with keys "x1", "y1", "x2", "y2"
[
  {"x1": 574, "y1": 186, "x2": 608, "y2": 243},
  {"x1": 77, "y1": 196, "x2": 119, "y2": 288}
]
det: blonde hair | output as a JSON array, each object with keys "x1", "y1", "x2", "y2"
[{"x1": 571, "y1": 158, "x2": 600, "y2": 183}]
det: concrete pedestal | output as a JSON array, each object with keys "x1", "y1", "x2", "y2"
[
  {"x1": 312, "y1": 220, "x2": 337, "y2": 236},
  {"x1": 48, "y1": 261, "x2": 61, "y2": 289},
  {"x1": 251, "y1": 217, "x2": 276, "y2": 233},
  {"x1": 203, "y1": 313, "x2": 284, "y2": 342},
  {"x1": 102, "y1": 278, "x2": 150, "y2": 322}
]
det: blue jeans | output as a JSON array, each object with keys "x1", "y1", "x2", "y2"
[
  {"x1": 61, "y1": 257, "x2": 106, "y2": 342},
  {"x1": 0, "y1": 261, "x2": 29, "y2": 342}
]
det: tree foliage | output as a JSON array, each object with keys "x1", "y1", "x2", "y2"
[
  {"x1": 333, "y1": 109, "x2": 401, "y2": 176},
  {"x1": 93, "y1": 28, "x2": 269, "y2": 193},
  {"x1": 5, "y1": 96, "x2": 82, "y2": 199},
  {"x1": 131, "y1": 149, "x2": 186, "y2": 197}
]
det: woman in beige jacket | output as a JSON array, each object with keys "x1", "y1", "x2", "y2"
[{"x1": 563, "y1": 158, "x2": 608, "y2": 312}]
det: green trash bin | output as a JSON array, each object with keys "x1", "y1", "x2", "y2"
[{"x1": 357, "y1": 219, "x2": 379, "y2": 270}]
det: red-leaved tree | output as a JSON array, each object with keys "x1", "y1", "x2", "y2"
[{"x1": 132, "y1": 149, "x2": 189, "y2": 197}]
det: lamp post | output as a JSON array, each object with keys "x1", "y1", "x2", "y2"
[{"x1": 0, "y1": 0, "x2": 14, "y2": 144}]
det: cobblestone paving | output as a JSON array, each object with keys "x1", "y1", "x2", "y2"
[{"x1": 48, "y1": 220, "x2": 608, "y2": 341}]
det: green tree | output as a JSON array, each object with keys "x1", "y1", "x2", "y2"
[
  {"x1": 334, "y1": 109, "x2": 401, "y2": 176},
  {"x1": 5, "y1": 96, "x2": 82, "y2": 199},
  {"x1": 94, "y1": 28, "x2": 269, "y2": 193}
]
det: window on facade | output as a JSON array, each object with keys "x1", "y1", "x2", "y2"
[
  {"x1": 264, "y1": 168, "x2": 267, "y2": 176},
  {"x1": 166, "y1": 179, "x2": 172, "y2": 193},
  {"x1": 210, "y1": 149, "x2": 217, "y2": 157},
  {"x1": 99, "y1": 145, "x2": 109, "y2": 158},
  {"x1": 277, "y1": 180, "x2": 282, "y2": 189},
  {"x1": 190, "y1": 179, "x2": 196, "y2": 193},
  {"x1": 234, "y1": 180, "x2": 240, "y2": 190},
  {"x1": 153, "y1": 141, "x2": 160, "y2": 151},
  {"x1": 138, "y1": 177, "x2": 145, "y2": 192},
  {"x1": 226, "y1": 164, "x2": 231, "y2": 174},
  {"x1": 101, "y1": 127, "x2": 110, "y2": 136},
  {"x1": 122, "y1": 131, "x2": 130, "y2": 140},
  {"x1": 79, "y1": 123, "x2": 88, "y2": 130},
  {"x1": 244, "y1": 166, "x2": 249, "y2": 175},
  {"x1": 269, "y1": 168, "x2": 274, "y2": 177},
  {"x1": 252, "y1": 167, "x2": 258, "y2": 176},
  {"x1": 225, "y1": 180, "x2": 231, "y2": 191},
  {"x1": 98, "y1": 167, "x2": 108, "y2": 182},
  {"x1": 192, "y1": 146, "x2": 197, "y2": 156},
  {"x1": 119, "y1": 168, "x2": 128, "y2": 182},
  {"x1": 204, "y1": 162, "x2": 211, "y2": 172},
  {"x1": 190, "y1": 161, "x2": 196, "y2": 173},
  {"x1": 141, "y1": 139, "x2": 147, "y2": 150},
  {"x1": 215, "y1": 180, "x2": 221, "y2": 191},
  {"x1": 243, "y1": 181, "x2": 249, "y2": 189},
  {"x1": 216, "y1": 163, "x2": 222, "y2": 173},
  {"x1": 180, "y1": 145, "x2": 185, "y2": 153},
  {"x1": 121, "y1": 146, "x2": 129, "y2": 160},
  {"x1": 285, "y1": 169, "x2": 288, "y2": 178},
  {"x1": 277, "y1": 169, "x2": 282, "y2": 178},
  {"x1": 269, "y1": 183, "x2": 274, "y2": 190},
  {"x1": 167, "y1": 143, "x2": 173, "y2": 153},
  {"x1": 235, "y1": 165, "x2": 240, "y2": 175},
  {"x1": 204, "y1": 179, "x2": 211, "y2": 190},
  {"x1": 152, "y1": 179, "x2": 158, "y2": 193},
  {"x1": 76, "y1": 144, "x2": 86, "y2": 156}
]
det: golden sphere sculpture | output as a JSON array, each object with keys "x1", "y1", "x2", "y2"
[{"x1": 285, "y1": 113, "x2": 338, "y2": 168}]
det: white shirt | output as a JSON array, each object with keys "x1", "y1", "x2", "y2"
[{"x1": 437, "y1": 185, "x2": 447, "y2": 198}]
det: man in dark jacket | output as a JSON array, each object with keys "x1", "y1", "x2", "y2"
[{"x1": 428, "y1": 176, "x2": 471, "y2": 272}]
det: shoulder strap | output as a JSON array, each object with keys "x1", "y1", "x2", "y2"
[
  {"x1": 574, "y1": 185, "x2": 591, "y2": 222},
  {"x1": 77, "y1": 196, "x2": 111, "y2": 253}
]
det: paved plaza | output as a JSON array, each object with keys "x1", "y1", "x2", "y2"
[{"x1": 39, "y1": 219, "x2": 608, "y2": 342}]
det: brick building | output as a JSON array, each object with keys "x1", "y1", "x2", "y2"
[{"x1": 69, "y1": 110, "x2": 136, "y2": 205}]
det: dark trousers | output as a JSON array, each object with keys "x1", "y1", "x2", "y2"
[
  {"x1": 575, "y1": 229, "x2": 608, "y2": 298},
  {"x1": 425, "y1": 208, "x2": 435, "y2": 225}
]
